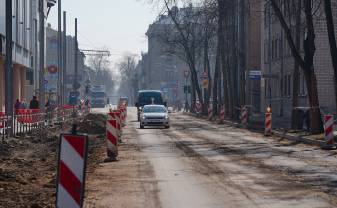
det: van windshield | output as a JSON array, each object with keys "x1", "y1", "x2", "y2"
[
  {"x1": 138, "y1": 92, "x2": 163, "y2": 106},
  {"x1": 143, "y1": 106, "x2": 167, "y2": 113}
]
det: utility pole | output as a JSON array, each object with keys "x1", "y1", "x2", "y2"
[
  {"x1": 58, "y1": 0, "x2": 62, "y2": 106},
  {"x1": 238, "y1": 0, "x2": 246, "y2": 106},
  {"x1": 39, "y1": 0, "x2": 46, "y2": 112},
  {"x1": 268, "y1": 2, "x2": 272, "y2": 108},
  {"x1": 73, "y1": 18, "x2": 78, "y2": 93},
  {"x1": 63, "y1": 11, "x2": 67, "y2": 104},
  {"x1": 5, "y1": 0, "x2": 13, "y2": 135}
]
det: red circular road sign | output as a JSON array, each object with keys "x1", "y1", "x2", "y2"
[{"x1": 47, "y1": 65, "x2": 58, "y2": 74}]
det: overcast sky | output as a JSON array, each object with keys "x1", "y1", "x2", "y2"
[{"x1": 48, "y1": 0, "x2": 158, "y2": 63}]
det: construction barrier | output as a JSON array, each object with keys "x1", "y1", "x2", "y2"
[
  {"x1": 109, "y1": 110, "x2": 122, "y2": 138},
  {"x1": 195, "y1": 102, "x2": 202, "y2": 114},
  {"x1": 324, "y1": 115, "x2": 335, "y2": 148},
  {"x1": 0, "y1": 112, "x2": 5, "y2": 129},
  {"x1": 265, "y1": 113, "x2": 272, "y2": 136},
  {"x1": 106, "y1": 113, "x2": 119, "y2": 158},
  {"x1": 220, "y1": 106, "x2": 225, "y2": 122},
  {"x1": 56, "y1": 133, "x2": 88, "y2": 208},
  {"x1": 208, "y1": 105, "x2": 213, "y2": 121},
  {"x1": 241, "y1": 106, "x2": 248, "y2": 126}
]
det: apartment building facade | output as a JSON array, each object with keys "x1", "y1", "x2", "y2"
[
  {"x1": 261, "y1": 1, "x2": 337, "y2": 125},
  {"x1": 45, "y1": 24, "x2": 86, "y2": 102},
  {"x1": 0, "y1": 0, "x2": 54, "y2": 110}
]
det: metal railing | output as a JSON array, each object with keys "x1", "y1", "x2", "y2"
[{"x1": 0, "y1": 105, "x2": 91, "y2": 139}]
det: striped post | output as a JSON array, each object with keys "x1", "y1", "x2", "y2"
[
  {"x1": 324, "y1": 115, "x2": 334, "y2": 148},
  {"x1": 119, "y1": 108, "x2": 125, "y2": 127},
  {"x1": 110, "y1": 110, "x2": 122, "y2": 138},
  {"x1": 265, "y1": 113, "x2": 272, "y2": 136},
  {"x1": 220, "y1": 105, "x2": 225, "y2": 122},
  {"x1": 208, "y1": 106, "x2": 213, "y2": 121},
  {"x1": 106, "y1": 114, "x2": 119, "y2": 158},
  {"x1": 241, "y1": 106, "x2": 248, "y2": 126},
  {"x1": 56, "y1": 134, "x2": 88, "y2": 208}
]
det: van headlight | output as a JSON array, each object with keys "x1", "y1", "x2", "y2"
[
  {"x1": 142, "y1": 116, "x2": 146, "y2": 120},
  {"x1": 165, "y1": 115, "x2": 169, "y2": 120}
]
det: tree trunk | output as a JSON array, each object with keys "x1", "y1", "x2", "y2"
[
  {"x1": 217, "y1": 0, "x2": 230, "y2": 117},
  {"x1": 291, "y1": 0, "x2": 301, "y2": 129},
  {"x1": 213, "y1": 52, "x2": 220, "y2": 115},
  {"x1": 324, "y1": 0, "x2": 337, "y2": 112},
  {"x1": 304, "y1": 69, "x2": 324, "y2": 133},
  {"x1": 270, "y1": 0, "x2": 323, "y2": 133}
]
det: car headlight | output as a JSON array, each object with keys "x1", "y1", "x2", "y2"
[
  {"x1": 142, "y1": 116, "x2": 146, "y2": 120},
  {"x1": 165, "y1": 115, "x2": 169, "y2": 119}
]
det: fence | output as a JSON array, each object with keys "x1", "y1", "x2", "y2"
[{"x1": 0, "y1": 105, "x2": 91, "y2": 139}]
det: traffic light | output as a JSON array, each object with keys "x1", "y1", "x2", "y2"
[{"x1": 184, "y1": 85, "x2": 191, "y2": 93}]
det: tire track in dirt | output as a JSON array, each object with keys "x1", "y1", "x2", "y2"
[{"x1": 160, "y1": 113, "x2": 337, "y2": 207}]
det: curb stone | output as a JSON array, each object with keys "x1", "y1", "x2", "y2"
[{"x1": 273, "y1": 130, "x2": 325, "y2": 147}]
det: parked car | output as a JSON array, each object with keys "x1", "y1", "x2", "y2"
[{"x1": 140, "y1": 105, "x2": 170, "y2": 129}]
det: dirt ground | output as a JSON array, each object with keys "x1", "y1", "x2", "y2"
[
  {"x1": 0, "y1": 114, "x2": 107, "y2": 208},
  {"x1": 84, "y1": 122, "x2": 161, "y2": 208}
]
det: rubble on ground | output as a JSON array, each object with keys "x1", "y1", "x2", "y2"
[
  {"x1": 79, "y1": 113, "x2": 107, "y2": 134},
  {"x1": 0, "y1": 115, "x2": 106, "y2": 208}
]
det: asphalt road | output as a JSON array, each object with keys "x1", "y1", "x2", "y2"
[{"x1": 85, "y1": 107, "x2": 337, "y2": 208}]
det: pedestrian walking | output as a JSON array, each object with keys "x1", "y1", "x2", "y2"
[
  {"x1": 20, "y1": 98, "x2": 27, "y2": 109},
  {"x1": 29, "y1": 96, "x2": 39, "y2": 109},
  {"x1": 14, "y1": 99, "x2": 21, "y2": 112}
]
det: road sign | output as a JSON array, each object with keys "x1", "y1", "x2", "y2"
[
  {"x1": 249, "y1": 70, "x2": 262, "y2": 80},
  {"x1": 56, "y1": 133, "x2": 88, "y2": 208},
  {"x1": 202, "y1": 79, "x2": 209, "y2": 89},
  {"x1": 47, "y1": 65, "x2": 58, "y2": 74},
  {"x1": 201, "y1": 71, "x2": 208, "y2": 79}
]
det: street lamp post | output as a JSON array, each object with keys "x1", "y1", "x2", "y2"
[{"x1": 5, "y1": 0, "x2": 13, "y2": 135}]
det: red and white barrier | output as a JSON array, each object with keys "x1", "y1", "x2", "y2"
[
  {"x1": 241, "y1": 106, "x2": 248, "y2": 126},
  {"x1": 195, "y1": 102, "x2": 202, "y2": 114},
  {"x1": 220, "y1": 106, "x2": 225, "y2": 121},
  {"x1": 109, "y1": 110, "x2": 122, "y2": 138},
  {"x1": 208, "y1": 106, "x2": 213, "y2": 120},
  {"x1": 57, "y1": 134, "x2": 88, "y2": 208},
  {"x1": 265, "y1": 113, "x2": 272, "y2": 136},
  {"x1": 324, "y1": 115, "x2": 334, "y2": 148},
  {"x1": 0, "y1": 112, "x2": 5, "y2": 129},
  {"x1": 106, "y1": 114, "x2": 119, "y2": 158}
]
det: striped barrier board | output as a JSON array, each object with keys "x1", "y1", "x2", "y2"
[
  {"x1": 109, "y1": 111, "x2": 122, "y2": 137},
  {"x1": 324, "y1": 115, "x2": 334, "y2": 148},
  {"x1": 220, "y1": 106, "x2": 225, "y2": 121},
  {"x1": 106, "y1": 117, "x2": 118, "y2": 158},
  {"x1": 241, "y1": 106, "x2": 248, "y2": 126},
  {"x1": 208, "y1": 106, "x2": 213, "y2": 121},
  {"x1": 56, "y1": 134, "x2": 88, "y2": 208},
  {"x1": 265, "y1": 113, "x2": 272, "y2": 136}
]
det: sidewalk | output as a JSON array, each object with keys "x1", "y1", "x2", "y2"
[{"x1": 185, "y1": 112, "x2": 336, "y2": 148}]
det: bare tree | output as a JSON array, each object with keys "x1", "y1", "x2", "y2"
[
  {"x1": 270, "y1": 0, "x2": 323, "y2": 133},
  {"x1": 117, "y1": 54, "x2": 138, "y2": 103},
  {"x1": 87, "y1": 48, "x2": 115, "y2": 95},
  {"x1": 323, "y1": 0, "x2": 337, "y2": 112}
]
